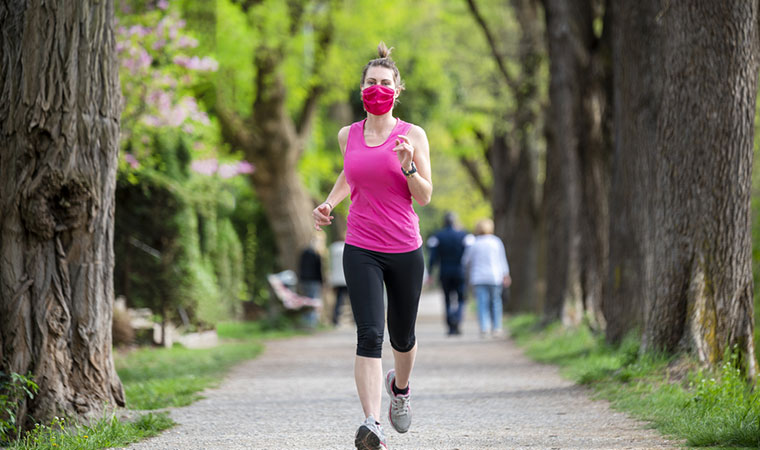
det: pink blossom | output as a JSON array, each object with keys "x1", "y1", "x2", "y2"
[
  {"x1": 176, "y1": 35, "x2": 198, "y2": 49},
  {"x1": 128, "y1": 24, "x2": 151, "y2": 37},
  {"x1": 124, "y1": 153, "x2": 140, "y2": 169},
  {"x1": 191, "y1": 109, "x2": 210, "y2": 125},
  {"x1": 142, "y1": 115, "x2": 162, "y2": 127},
  {"x1": 237, "y1": 161, "x2": 255, "y2": 174},
  {"x1": 173, "y1": 55, "x2": 218, "y2": 72},
  {"x1": 125, "y1": 46, "x2": 152, "y2": 74},
  {"x1": 153, "y1": 38, "x2": 167, "y2": 50},
  {"x1": 157, "y1": 0, "x2": 169, "y2": 10},
  {"x1": 191, "y1": 159, "x2": 218, "y2": 176},
  {"x1": 218, "y1": 163, "x2": 238, "y2": 179}
]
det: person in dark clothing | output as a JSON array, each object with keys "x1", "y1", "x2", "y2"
[
  {"x1": 426, "y1": 212, "x2": 473, "y2": 335},
  {"x1": 298, "y1": 235, "x2": 324, "y2": 327}
]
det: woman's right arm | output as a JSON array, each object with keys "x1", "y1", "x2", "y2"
[{"x1": 313, "y1": 126, "x2": 351, "y2": 231}]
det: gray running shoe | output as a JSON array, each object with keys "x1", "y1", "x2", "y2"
[
  {"x1": 385, "y1": 369, "x2": 411, "y2": 433},
  {"x1": 354, "y1": 415, "x2": 387, "y2": 450}
]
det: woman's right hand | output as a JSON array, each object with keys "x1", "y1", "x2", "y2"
[{"x1": 313, "y1": 203, "x2": 333, "y2": 231}]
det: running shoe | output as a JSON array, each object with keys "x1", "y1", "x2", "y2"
[
  {"x1": 385, "y1": 369, "x2": 412, "y2": 433},
  {"x1": 354, "y1": 415, "x2": 387, "y2": 450}
]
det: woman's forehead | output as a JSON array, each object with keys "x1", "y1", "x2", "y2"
[{"x1": 365, "y1": 66, "x2": 394, "y2": 80}]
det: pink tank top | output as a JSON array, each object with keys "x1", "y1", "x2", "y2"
[{"x1": 343, "y1": 118, "x2": 423, "y2": 253}]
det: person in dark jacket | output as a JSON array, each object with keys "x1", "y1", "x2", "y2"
[
  {"x1": 298, "y1": 234, "x2": 324, "y2": 327},
  {"x1": 427, "y1": 212, "x2": 473, "y2": 335}
]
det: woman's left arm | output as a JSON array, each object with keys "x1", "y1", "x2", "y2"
[{"x1": 395, "y1": 125, "x2": 433, "y2": 206}]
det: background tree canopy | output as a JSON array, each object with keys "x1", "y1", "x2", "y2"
[{"x1": 110, "y1": 1, "x2": 760, "y2": 377}]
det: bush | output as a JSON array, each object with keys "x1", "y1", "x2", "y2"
[{"x1": 0, "y1": 372, "x2": 39, "y2": 444}]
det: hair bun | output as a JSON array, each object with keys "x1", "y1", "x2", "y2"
[{"x1": 377, "y1": 41, "x2": 394, "y2": 59}]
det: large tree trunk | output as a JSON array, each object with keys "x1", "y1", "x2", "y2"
[
  {"x1": 577, "y1": 1, "x2": 611, "y2": 331},
  {"x1": 466, "y1": 0, "x2": 544, "y2": 313},
  {"x1": 542, "y1": 0, "x2": 584, "y2": 323},
  {"x1": 504, "y1": 0, "x2": 543, "y2": 313},
  {"x1": 643, "y1": 1, "x2": 758, "y2": 376},
  {"x1": 604, "y1": 0, "x2": 661, "y2": 344},
  {"x1": 0, "y1": 0, "x2": 125, "y2": 426}
]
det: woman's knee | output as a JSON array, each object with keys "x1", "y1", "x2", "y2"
[
  {"x1": 389, "y1": 330, "x2": 416, "y2": 354},
  {"x1": 356, "y1": 325, "x2": 384, "y2": 358}
]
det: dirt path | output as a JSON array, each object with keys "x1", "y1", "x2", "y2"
[{"x1": 125, "y1": 291, "x2": 674, "y2": 449}]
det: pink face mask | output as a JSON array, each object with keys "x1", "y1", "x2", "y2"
[{"x1": 362, "y1": 84, "x2": 395, "y2": 116}]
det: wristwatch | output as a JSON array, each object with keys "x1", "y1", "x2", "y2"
[{"x1": 401, "y1": 161, "x2": 417, "y2": 178}]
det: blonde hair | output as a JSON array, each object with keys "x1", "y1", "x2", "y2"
[
  {"x1": 475, "y1": 219, "x2": 494, "y2": 236},
  {"x1": 360, "y1": 42, "x2": 405, "y2": 91}
]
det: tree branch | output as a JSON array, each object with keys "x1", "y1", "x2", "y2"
[
  {"x1": 295, "y1": 0, "x2": 337, "y2": 144},
  {"x1": 465, "y1": 0, "x2": 519, "y2": 92},
  {"x1": 216, "y1": 105, "x2": 258, "y2": 152},
  {"x1": 459, "y1": 155, "x2": 491, "y2": 200},
  {"x1": 230, "y1": 0, "x2": 265, "y2": 13}
]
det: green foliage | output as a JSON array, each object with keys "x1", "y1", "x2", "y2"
[
  {"x1": 115, "y1": 2, "x2": 268, "y2": 327},
  {"x1": 7, "y1": 413, "x2": 173, "y2": 450},
  {"x1": 0, "y1": 372, "x2": 39, "y2": 444},
  {"x1": 507, "y1": 316, "x2": 760, "y2": 448},
  {"x1": 751, "y1": 82, "x2": 760, "y2": 362}
]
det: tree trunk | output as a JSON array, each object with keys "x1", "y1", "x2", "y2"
[
  {"x1": 542, "y1": 0, "x2": 584, "y2": 323},
  {"x1": 248, "y1": 149, "x2": 315, "y2": 272},
  {"x1": 215, "y1": 5, "x2": 335, "y2": 272},
  {"x1": 0, "y1": 0, "x2": 125, "y2": 426},
  {"x1": 504, "y1": 0, "x2": 543, "y2": 313},
  {"x1": 467, "y1": 0, "x2": 544, "y2": 313},
  {"x1": 240, "y1": 53, "x2": 315, "y2": 272},
  {"x1": 577, "y1": 1, "x2": 611, "y2": 331},
  {"x1": 643, "y1": 0, "x2": 758, "y2": 376},
  {"x1": 604, "y1": 0, "x2": 661, "y2": 344}
]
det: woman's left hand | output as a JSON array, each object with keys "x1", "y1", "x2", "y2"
[{"x1": 393, "y1": 134, "x2": 414, "y2": 171}]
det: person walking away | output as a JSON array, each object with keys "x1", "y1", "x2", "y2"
[
  {"x1": 426, "y1": 212, "x2": 473, "y2": 335},
  {"x1": 329, "y1": 232, "x2": 349, "y2": 326},
  {"x1": 298, "y1": 233, "x2": 324, "y2": 328},
  {"x1": 312, "y1": 42, "x2": 433, "y2": 450},
  {"x1": 462, "y1": 218, "x2": 511, "y2": 338}
]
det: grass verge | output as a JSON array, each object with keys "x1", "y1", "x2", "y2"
[
  {"x1": 4, "y1": 319, "x2": 299, "y2": 449},
  {"x1": 507, "y1": 314, "x2": 760, "y2": 449},
  {"x1": 6, "y1": 413, "x2": 173, "y2": 450}
]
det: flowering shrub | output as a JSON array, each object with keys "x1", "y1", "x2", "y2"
[{"x1": 113, "y1": 1, "x2": 256, "y2": 328}]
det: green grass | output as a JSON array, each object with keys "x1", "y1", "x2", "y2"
[
  {"x1": 4, "y1": 318, "x2": 300, "y2": 449},
  {"x1": 6, "y1": 413, "x2": 173, "y2": 450},
  {"x1": 115, "y1": 319, "x2": 300, "y2": 410},
  {"x1": 507, "y1": 314, "x2": 760, "y2": 449},
  {"x1": 115, "y1": 340, "x2": 264, "y2": 409}
]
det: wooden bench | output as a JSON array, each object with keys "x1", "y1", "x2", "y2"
[{"x1": 266, "y1": 272, "x2": 322, "y2": 311}]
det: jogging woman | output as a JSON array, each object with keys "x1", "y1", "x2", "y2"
[{"x1": 312, "y1": 42, "x2": 432, "y2": 450}]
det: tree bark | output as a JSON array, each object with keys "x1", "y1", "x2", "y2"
[
  {"x1": 542, "y1": 0, "x2": 584, "y2": 323},
  {"x1": 604, "y1": 0, "x2": 661, "y2": 344},
  {"x1": 0, "y1": 0, "x2": 125, "y2": 426},
  {"x1": 643, "y1": 0, "x2": 758, "y2": 376},
  {"x1": 577, "y1": 0, "x2": 611, "y2": 331},
  {"x1": 467, "y1": 0, "x2": 544, "y2": 313}
]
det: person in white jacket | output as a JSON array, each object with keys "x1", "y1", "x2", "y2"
[{"x1": 461, "y1": 218, "x2": 511, "y2": 338}]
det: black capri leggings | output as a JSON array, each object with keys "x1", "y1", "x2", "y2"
[{"x1": 343, "y1": 244, "x2": 425, "y2": 358}]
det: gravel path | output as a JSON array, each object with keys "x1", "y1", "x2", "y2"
[{"x1": 125, "y1": 291, "x2": 674, "y2": 449}]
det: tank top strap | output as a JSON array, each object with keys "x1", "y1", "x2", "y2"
[
  {"x1": 346, "y1": 121, "x2": 364, "y2": 152},
  {"x1": 395, "y1": 120, "x2": 412, "y2": 138}
]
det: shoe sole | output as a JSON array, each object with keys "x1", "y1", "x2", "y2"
[{"x1": 355, "y1": 424, "x2": 386, "y2": 449}]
